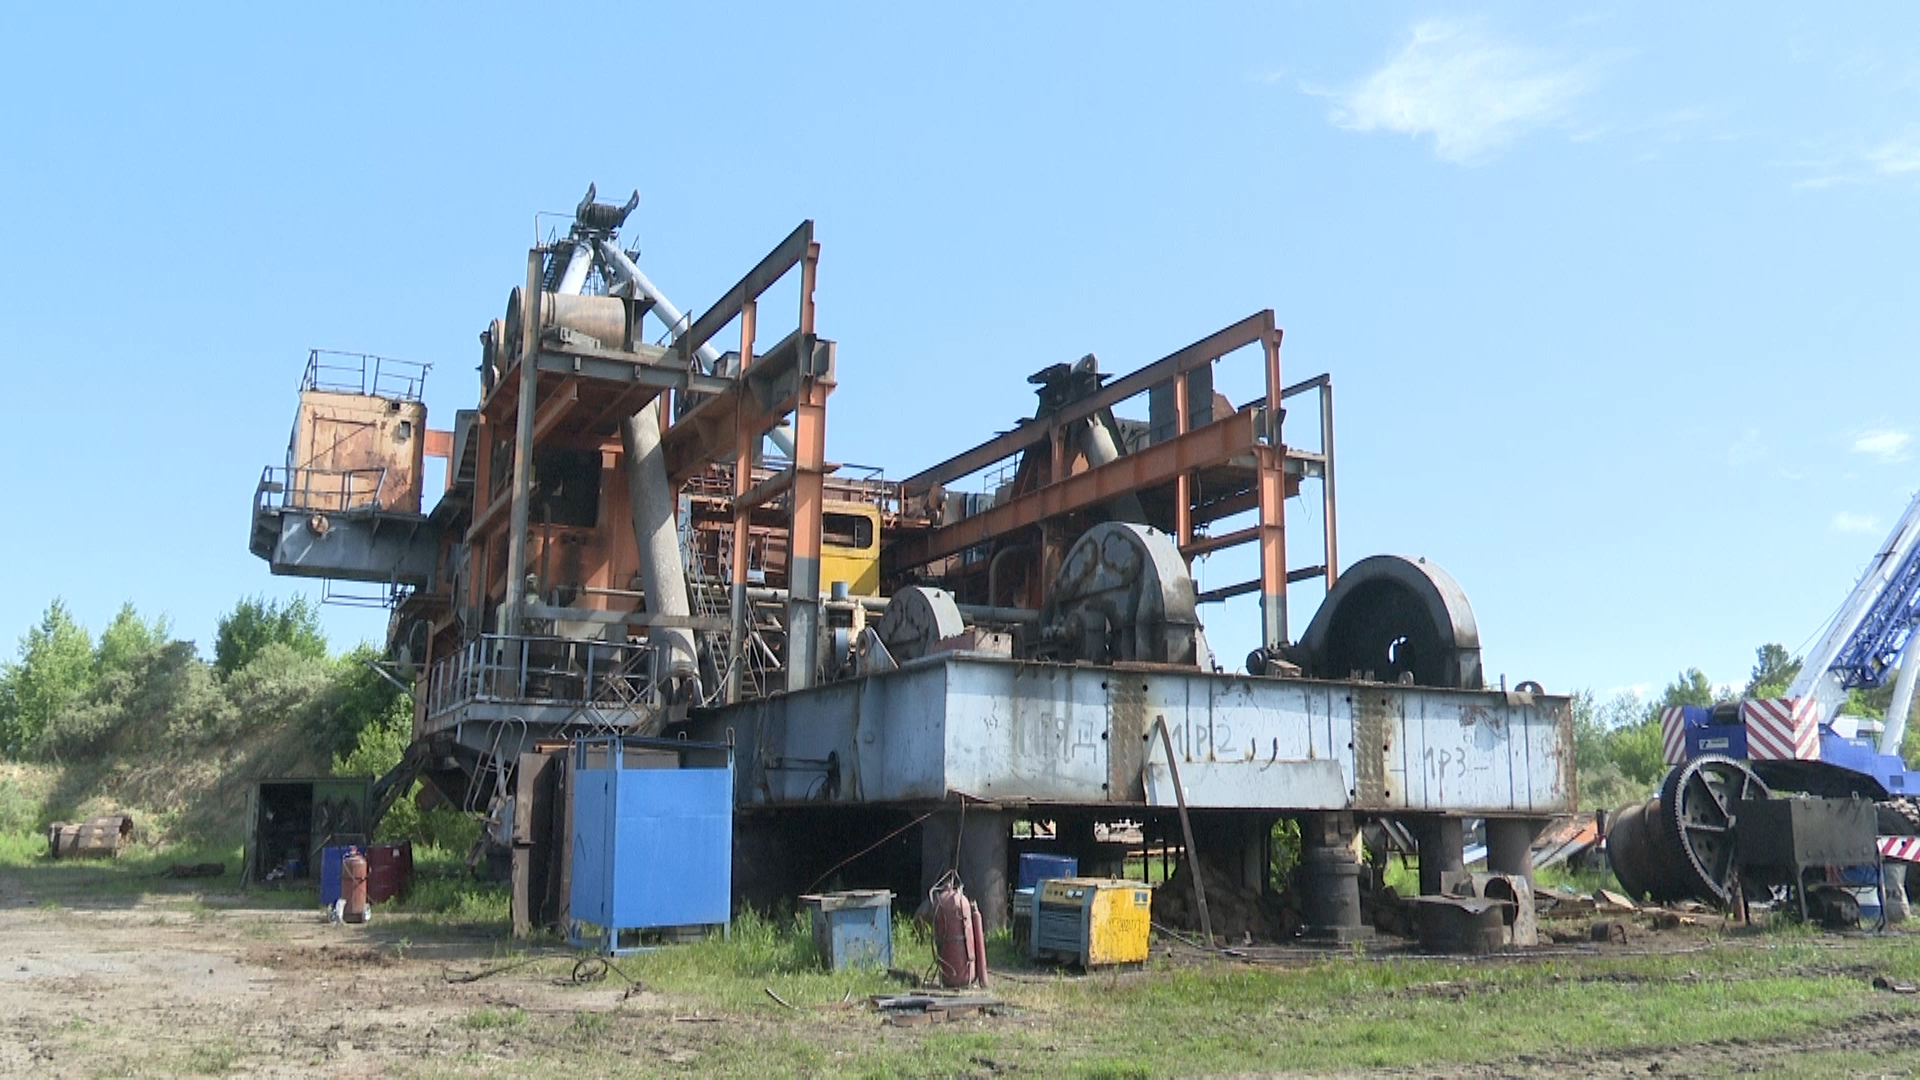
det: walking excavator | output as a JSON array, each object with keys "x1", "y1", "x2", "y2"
[{"x1": 1607, "y1": 488, "x2": 1920, "y2": 910}]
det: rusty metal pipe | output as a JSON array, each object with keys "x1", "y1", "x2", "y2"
[
  {"x1": 557, "y1": 239, "x2": 594, "y2": 295},
  {"x1": 596, "y1": 238, "x2": 795, "y2": 456},
  {"x1": 741, "y1": 584, "x2": 1039, "y2": 625},
  {"x1": 595, "y1": 239, "x2": 722, "y2": 371},
  {"x1": 621, "y1": 399, "x2": 698, "y2": 690}
]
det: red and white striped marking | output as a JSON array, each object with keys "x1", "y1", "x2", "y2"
[
  {"x1": 1660, "y1": 707, "x2": 1689, "y2": 766},
  {"x1": 1879, "y1": 836, "x2": 1920, "y2": 863},
  {"x1": 1741, "y1": 697, "x2": 1820, "y2": 761}
]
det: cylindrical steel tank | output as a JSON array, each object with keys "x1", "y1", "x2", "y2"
[
  {"x1": 504, "y1": 289, "x2": 632, "y2": 358},
  {"x1": 341, "y1": 847, "x2": 369, "y2": 924},
  {"x1": 366, "y1": 841, "x2": 413, "y2": 903}
]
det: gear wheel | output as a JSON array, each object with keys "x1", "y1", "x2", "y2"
[{"x1": 1654, "y1": 755, "x2": 1770, "y2": 907}]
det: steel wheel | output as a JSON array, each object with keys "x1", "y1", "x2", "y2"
[{"x1": 1657, "y1": 755, "x2": 1769, "y2": 907}]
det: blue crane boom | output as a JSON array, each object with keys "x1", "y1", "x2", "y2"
[{"x1": 1785, "y1": 488, "x2": 1920, "y2": 756}]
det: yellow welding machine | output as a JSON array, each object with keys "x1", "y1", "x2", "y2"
[{"x1": 1029, "y1": 877, "x2": 1155, "y2": 967}]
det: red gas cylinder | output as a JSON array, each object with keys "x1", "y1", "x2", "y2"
[
  {"x1": 341, "y1": 847, "x2": 369, "y2": 924},
  {"x1": 932, "y1": 875, "x2": 981, "y2": 988}
]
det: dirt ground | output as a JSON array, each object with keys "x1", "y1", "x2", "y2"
[
  {"x1": 8, "y1": 863, "x2": 1920, "y2": 1078},
  {"x1": 0, "y1": 861, "x2": 725, "y2": 1078}
]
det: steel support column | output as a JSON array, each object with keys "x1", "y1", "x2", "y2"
[
  {"x1": 1256, "y1": 444, "x2": 1288, "y2": 649},
  {"x1": 1417, "y1": 816, "x2": 1465, "y2": 896},
  {"x1": 922, "y1": 805, "x2": 1010, "y2": 932},
  {"x1": 503, "y1": 249, "x2": 542, "y2": 632},
  {"x1": 1299, "y1": 811, "x2": 1368, "y2": 940},
  {"x1": 785, "y1": 244, "x2": 825, "y2": 691},
  {"x1": 786, "y1": 381, "x2": 826, "y2": 691},
  {"x1": 1486, "y1": 818, "x2": 1541, "y2": 884},
  {"x1": 726, "y1": 301, "x2": 757, "y2": 705},
  {"x1": 1258, "y1": 324, "x2": 1287, "y2": 647},
  {"x1": 1174, "y1": 368, "x2": 1193, "y2": 548}
]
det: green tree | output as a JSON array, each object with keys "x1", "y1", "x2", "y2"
[
  {"x1": 0, "y1": 600, "x2": 95, "y2": 756},
  {"x1": 213, "y1": 594, "x2": 326, "y2": 678},
  {"x1": 1744, "y1": 643, "x2": 1801, "y2": 699},
  {"x1": 40, "y1": 638, "x2": 229, "y2": 760},
  {"x1": 331, "y1": 664, "x2": 469, "y2": 850},
  {"x1": 1658, "y1": 668, "x2": 1718, "y2": 709},
  {"x1": 96, "y1": 602, "x2": 170, "y2": 679}
]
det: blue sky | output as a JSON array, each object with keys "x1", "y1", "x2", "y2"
[{"x1": 3, "y1": 4, "x2": 1916, "y2": 702}]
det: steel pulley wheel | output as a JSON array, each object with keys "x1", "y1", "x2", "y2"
[{"x1": 1656, "y1": 755, "x2": 1769, "y2": 907}]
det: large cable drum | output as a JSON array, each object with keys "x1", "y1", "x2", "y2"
[
  {"x1": 502, "y1": 288, "x2": 635, "y2": 360},
  {"x1": 1042, "y1": 523, "x2": 1203, "y2": 666},
  {"x1": 1297, "y1": 555, "x2": 1483, "y2": 690},
  {"x1": 874, "y1": 586, "x2": 966, "y2": 662}
]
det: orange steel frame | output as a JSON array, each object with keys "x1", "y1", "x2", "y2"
[
  {"x1": 887, "y1": 310, "x2": 1335, "y2": 650},
  {"x1": 431, "y1": 222, "x2": 830, "y2": 714}
]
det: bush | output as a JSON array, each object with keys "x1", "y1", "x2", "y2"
[
  {"x1": 333, "y1": 689, "x2": 471, "y2": 849},
  {"x1": 0, "y1": 780, "x2": 38, "y2": 835},
  {"x1": 36, "y1": 639, "x2": 230, "y2": 759},
  {"x1": 224, "y1": 642, "x2": 334, "y2": 737},
  {"x1": 213, "y1": 594, "x2": 326, "y2": 679},
  {"x1": 311, "y1": 645, "x2": 406, "y2": 757}
]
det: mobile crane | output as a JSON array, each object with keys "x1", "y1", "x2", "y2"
[{"x1": 1607, "y1": 488, "x2": 1920, "y2": 906}]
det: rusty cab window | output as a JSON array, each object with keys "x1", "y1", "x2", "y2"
[{"x1": 822, "y1": 511, "x2": 874, "y2": 551}]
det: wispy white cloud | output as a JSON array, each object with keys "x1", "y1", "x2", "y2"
[
  {"x1": 1726, "y1": 427, "x2": 1764, "y2": 467},
  {"x1": 1788, "y1": 132, "x2": 1920, "y2": 190},
  {"x1": 1852, "y1": 429, "x2": 1912, "y2": 462},
  {"x1": 1832, "y1": 511, "x2": 1881, "y2": 534},
  {"x1": 1318, "y1": 19, "x2": 1600, "y2": 165},
  {"x1": 1868, "y1": 134, "x2": 1920, "y2": 176}
]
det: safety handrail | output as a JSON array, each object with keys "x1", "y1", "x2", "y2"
[
  {"x1": 255, "y1": 465, "x2": 391, "y2": 513},
  {"x1": 301, "y1": 349, "x2": 431, "y2": 402},
  {"x1": 424, "y1": 632, "x2": 661, "y2": 719}
]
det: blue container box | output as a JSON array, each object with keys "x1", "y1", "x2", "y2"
[
  {"x1": 803, "y1": 890, "x2": 894, "y2": 971},
  {"x1": 319, "y1": 845, "x2": 351, "y2": 907},
  {"x1": 1019, "y1": 852, "x2": 1079, "y2": 890}
]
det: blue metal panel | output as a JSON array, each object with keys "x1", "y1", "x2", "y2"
[
  {"x1": 568, "y1": 737, "x2": 732, "y2": 952},
  {"x1": 320, "y1": 845, "x2": 350, "y2": 908},
  {"x1": 1685, "y1": 717, "x2": 1749, "y2": 760},
  {"x1": 569, "y1": 767, "x2": 616, "y2": 928},
  {"x1": 1019, "y1": 853, "x2": 1079, "y2": 890},
  {"x1": 1817, "y1": 731, "x2": 1914, "y2": 795},
  {"x1": 609, "y1": 768, "x2": 732, "y2": 928},
  {"x1": 699, "y1": 654, "x2": 1575, "y2": 815}
]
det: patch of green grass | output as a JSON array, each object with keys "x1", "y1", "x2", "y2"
[
  {"x1": 184, "y1": 1039, "x2": 242, "y2": 1074},
  {"x1": 1536, "y1": 863, "x2": 1613, "y2": 894},
  {"x1": 383, "y1": 865, "x2": 510, "y2": 927},
  {"x1": 614, "y1": 909, "x2": 925, "y2": 1012},
  {"x1": 462, "y1": 1006, "x2": 527, "y2": 1031},
  {"x1": 0, "y1": 829, "x2": 48, "y2": 864}
]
